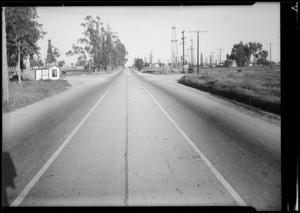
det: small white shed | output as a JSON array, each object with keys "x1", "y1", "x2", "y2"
[{"x1": 35, "y1": 65, "x2": 60, "y2": 80}]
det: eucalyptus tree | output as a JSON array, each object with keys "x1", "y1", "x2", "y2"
[{"x1": 66, "y1": 15, "x2": 127, "y2": 71}]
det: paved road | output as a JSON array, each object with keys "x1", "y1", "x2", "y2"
[{"x1": 2, "y1": 68, "x2": 280, "y2": 210}]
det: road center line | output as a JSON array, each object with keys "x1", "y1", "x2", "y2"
[
  {"x1": 145, "y1": 88, "x2": 247, "y2": 206},
  {"x1": 10, "y1": 89, "x2": 110, "y2": 207}
]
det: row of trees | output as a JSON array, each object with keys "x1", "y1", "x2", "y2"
[
  {"x1": 66, "y1": 15, "x2": 128, "y2": 71},
  {"x1": 228, "y1": 41, "x2": 270, "y2": 67}
]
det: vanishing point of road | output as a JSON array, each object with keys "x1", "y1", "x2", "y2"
[{"x1": 2, "y1": 68, "x2": 281, "y2": 210}]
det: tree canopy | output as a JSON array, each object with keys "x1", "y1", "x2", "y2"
[
  {"x1": 66, "y1": 16, "x2": 128, "y2": 71},
  {"x1": 229, "y1": 41, "x2": 269, "y2": 67},
  {"x1": 5, "y1": 7, "x2": 46, "y2": 69},
  {"x1": 134, "y1": 58, "x2": 144, "y2": 71}
]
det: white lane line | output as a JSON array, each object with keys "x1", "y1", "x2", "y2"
[
  {"x1": 10, "y1": 89, "x2": 110, "y2": 207},
  {"x1": 145, "y1": 88, "x2": 247, "y2": 206}
]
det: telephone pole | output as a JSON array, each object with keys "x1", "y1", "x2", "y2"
[
  {"x1": 2, "y1": 7, "x2": 9, "y2": 103},
  {"x1": 218, "y1": 48, "x2": 223, "y2": 65},
  {"x1": 268, "y1": 43, "x2": 274, "y2": 69},
  {"x1": 181, "y1": 31, "x2": 186, "y2": 69},
  {"x1": 189, "y1": 30, "x2": 208, "y2": 74}
]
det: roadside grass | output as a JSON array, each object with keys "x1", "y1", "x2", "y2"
[
  {"x1": 3, "y1": 79, "x2": 71, "y2": 113},
  {"x1": 178, "y1": 67, "x2": 280, "y2": 115}
]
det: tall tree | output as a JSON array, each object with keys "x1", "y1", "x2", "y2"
[
  {"x1": 66, "y1": 44, "x2": 88, "y2": 67},
  {"x1": 5, "y1": 7, "x2": 46, "y2": 84},
  {"x1": 256, "y1": 50, "x2": 269, "y2": 65},
  {"x1": 229, "y1": 41, "x2": 251, "y2": 66},
  {"x1": 112, "y1": 38, "x2": 128, "y2": 68},
  {"x1": 134, "y1": 58, "x2": 144, "y2": 71},
  {"x1": 248, "y1": 42, "x2": 262, "y2": 65},
  {"x1": 2, "y1": 7, "x2": 9, "y2": 104},
  {"x1": 52, "y1": 45, "x2": 60, "y2": 62},
  {"x1": 67, "y1": 15, "x2": 127, "y2": 72}
]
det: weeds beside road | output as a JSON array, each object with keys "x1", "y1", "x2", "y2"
[
  {"x1": 2, "y1": 79, "x2": 71, "y2": 113},
  {"x1": 178, "y1": 67, "x2": 280, "y2": 115}
]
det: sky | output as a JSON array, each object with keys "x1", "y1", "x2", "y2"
[{"x1": 36, "y1": 3, "x2": 280, "y2": 66}]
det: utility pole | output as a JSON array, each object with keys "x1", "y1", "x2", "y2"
[
  {"x1": 181, "y1": 31, "x2": 186, "y2": 69},
  {"x1": 2, "y1": 7, "x2": 9, "y2": 103},
  {"x1": 218, "y1": 48, "x2": 223, "y2": 65},
  {"x1": 189, "y1": 30, "x2": 208, "y2": 74},
  {"x1": 268, "y1": 43, "x2": 274, "y2": 69}
]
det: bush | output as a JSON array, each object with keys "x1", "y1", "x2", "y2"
[{"x1": 178, "y1": 69, "x2": 280, "y2": 115}]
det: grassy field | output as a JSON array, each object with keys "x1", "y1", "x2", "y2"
[
  {"x1": 177, "y1": 66, "x2": 280, "y2": 115},
  {"x1": 3, "y1": 79, "x2": 71, "y2": 113}
]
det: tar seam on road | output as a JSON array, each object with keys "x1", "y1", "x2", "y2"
[
  {"x1": 124, "y1": 73, "x2": 129, "y2": 206},
  {"x1": 145, "y1": 88, "x2": 248, "y2": 206},
  {"x1": 10, "y1": 89, "x2": 110, "y2": 207}
]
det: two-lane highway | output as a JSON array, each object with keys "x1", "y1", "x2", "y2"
[{"x1": 3, "y1": 68, "x2": 280, "y2": 210}]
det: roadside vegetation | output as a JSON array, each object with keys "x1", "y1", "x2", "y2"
[
  {"x1": 2, "y1": 79, "x2": 71, "y2": 113},
  {"x1": 62, "y1": 67, "x2": 124, "y2": 76},
  {"x1": 2, "y1": 8, "x2": 128, "y2": 112},
  {"x1": 141, "y1": 67, "x2": 169, "y2": 75},
  {"x1": 178, "y1": 66, "x2": 280, "y2": 115},
  {"x1": 66, "y1": 16, "x2": 128, "y2": 72}
]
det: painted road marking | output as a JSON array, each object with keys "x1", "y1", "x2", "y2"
[
  {"x1": 10, "y1": 90, "x2": 110, "y2": 206},
  {"x1": 145, "y1": 88, "x2": 247, "y2": 206}
]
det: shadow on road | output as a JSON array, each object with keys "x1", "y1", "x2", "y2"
[{"x1": 2, "y1": 152, "x2": 17, "y2": 207}]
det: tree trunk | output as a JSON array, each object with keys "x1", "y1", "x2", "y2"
[
  {"x1": 2, "y1": 7, "x2": 9, "y2": 104},
  {"x1": 17, "y1": 43, "x2": 22, "y2": 85}
]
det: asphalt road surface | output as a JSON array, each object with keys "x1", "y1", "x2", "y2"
[{"x1": 2, "y1": 68, "x2": 281, "y2": 210}]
